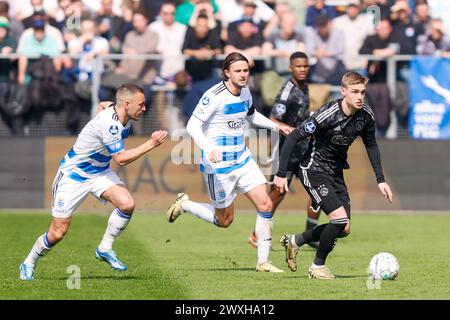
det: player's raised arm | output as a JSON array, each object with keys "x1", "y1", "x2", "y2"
[{"x1": 111, "y1": 130, "x2": 168, "y2": 167}]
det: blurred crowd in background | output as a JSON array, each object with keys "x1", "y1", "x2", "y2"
[{"x1": 0, "y1": 0, "x2": 449, "y2": 137}]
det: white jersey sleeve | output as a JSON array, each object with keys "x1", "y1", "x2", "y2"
[
  {"x1": 192, "y1": 91, "x2": 220, "y2": 122},
  {"x1": 100, "y1": 119, "x2": 126, "y2": 155}
]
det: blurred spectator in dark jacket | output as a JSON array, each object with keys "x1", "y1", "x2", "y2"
[
  {"x1": 305, "y1": 0, "x2": 336, "y2": 27},
  {"x1": 413, "y1": 1, "x2": 431, "y2": 30},
  {"x1": 22, "y1": 0, "x2": 59, "y2": 30},
  {"x1": 225, "y1": 16, "x2": 263, "y2": 69},
  {"x1": 0, "y1": 1, "x2": 24, "y2": 41},
  {"x1": 181, "y1": 13, "x2": 222, "y2": 119},
  {"x1": 95, "y1": 0, "x2": 127, "y2": 52},
  {"x1": 417, "y1": 18, "x2": 450, "y2": 56},
  {"x1": 389, "y1": 0, "x2": 424, "y2": 54}
]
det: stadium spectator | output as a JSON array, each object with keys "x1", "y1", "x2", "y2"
[
  {"x1": 0, "y1": 17, "x2": 16, "y2": 83},
  {"x1": 181, "y1": 13, "x2": 222, "y2": 119},
  {"x1": 225, "y1": 16, "x2": 266, "y2": 113},
  {"x1": 416, "y1": 18, "x2": 450, "y2": 56},
  {"x1": 0, "y1": 16, "x2": 25, "y2": 135},
  {"x1": 11, "y1": 0, "x2": 58, "y2": 21},
  {"x1": 262, "y1": 12, "x2": 305, "y2": 77},
  {"x1": 389, "y1": 0, "x2": 424, "y2": 55},
  {"x1": 95, "y1": 0, "x2": 128, "y2": 47},
  {"x1": 225, "y1": 17, "x2": 263, "y2": 68},
  {"x1": 305, "y1": 0, "x2": 337, "y2": 27},
  {"x1": 333, "y1": 0, "x2": 374, "y2": 75},
  {"x1": 115, "y1": 10, "x2": 159, "y2": 86},
  {"x1": 149, "y1": 2, "x2": 187, "y2": 83},
  {"x1": 305, "y1": 14, "x2": 345, "y2": 85},
  {"x1": 141, "y1": 0, "x2": 165, "y2": 23},
  {"x1": 81, "y1": 0, "x2": 122, "y2": 17},
  {"x1": 175, "y1": 0, "x2": 219, "y2": 26},
  {"x1": 413, "y1": 1, "x2": 430, "y2": 30},
  {"x1": 22, "y1": 1, "x2": 59, "y2": 30},
  {"x1": 359, "y1": 19, "x2": 393, "y2": 136},
  {"x1": 217, "y1": 0, "x2": 277, "y2": 40},
  {"x1": 0, "y1": 1, "x2": 24, "y2": 41},
  {"x1": 187, "y1": 0, "x2": 218, "y2": 30},
  {"x1": 68, "y1": 18, "x2": 109, "y2": 94},
  {"x1": 17, "y1": 17, "x2": 64, "y2": 85},
  {"x1": 101, "y1": 9, "x2": 157, "y2": 121}
]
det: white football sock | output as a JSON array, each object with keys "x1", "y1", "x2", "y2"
[
  {"x1": 24, "y1": 232, "x2": 53, "y2": 267},
  {"x1": 98, "y1": 208, "x2": 132, "y2": 252},
  {"x1": 181, "y1": 200, "x2": 217, "y2": 225},
  {"x1": 255, "y1": 212, "x2": 273, "y2": 265}
]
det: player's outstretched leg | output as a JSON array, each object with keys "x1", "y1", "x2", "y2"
[
  {"x1": 308, "y1": 217, "x2": 348, "y2": 280},
  {"x1": 305, "y1": 198, "x2": 321, "y2": 249},
  {"x1": 280, "y1": 234, "x2": 298, "y2": 272},
  {"x1": 280, "y1": 223, "x2": 327, "y2": 272},
  {"x1": 96, "y1": 208, "x2": 132, "y2": 271},
  {"x1": 247, "y1": 182, "x2": 285, "y2": 249},
  {"x1": 167, "y1": 193, "x2": 219, "y2": 225},
  {"x1": 255, "y1": 212, "x2": 283, "y2": 273},
  {"x1": 19, "y1": 232, "x2": 54, "y2": 281},
  {"x1": 19, "y1": 217, "x2": 69, "y2": 281}
]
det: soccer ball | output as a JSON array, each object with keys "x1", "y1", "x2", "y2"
[{"x1": 368, "y1": 252, "x2": 399, "y2": 280}]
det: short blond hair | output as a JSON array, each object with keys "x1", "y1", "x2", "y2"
[{"x1": 341, "y1": 71, "x2": 369, "y2": 88}]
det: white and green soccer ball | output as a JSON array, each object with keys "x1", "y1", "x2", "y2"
[{"x1": 368, "y1": 252, "x2": 400, "y2": 280}]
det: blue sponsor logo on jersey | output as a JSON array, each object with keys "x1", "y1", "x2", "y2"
[
  {"x1": 202, "y1": 96, "x2": 210, "y2": 105},
  {"x1": 109, "y1": 125, "x2": 119, "y2": 135},
  {"x1": 304, "y1": 121, "x2": 316, "y2": 133}
]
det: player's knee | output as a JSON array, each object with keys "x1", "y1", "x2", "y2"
[
  {"x1": 216, "y1": 216, "x2": 234, "y2": 228},
  {"x1": 338, "y1": 223, "x2": 351, "y2": 238},
  {"x1": 117, "y1": 197, "x2": 135, "y2": 214},
  {"x1": 49, "y1": 226, "x2": 68, "y2": 243},
  {"x1": 257, "y1": 198, "x2": 273, "y2": 213}
]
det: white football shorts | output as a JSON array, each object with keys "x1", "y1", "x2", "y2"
[
  {"x1": 51, "y1": 169, "x2": 125, "y2": 218},
  {"x1": 203, "y1": 158, "x2": 267, "y2": 209}
]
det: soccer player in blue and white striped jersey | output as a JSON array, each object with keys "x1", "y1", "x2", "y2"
[
  {"x1": 166, "y1": 52, "x2": 292, "y2": 272},
  {"x1": 19, "y1": 84, "x2": 168, "y2": 280}
]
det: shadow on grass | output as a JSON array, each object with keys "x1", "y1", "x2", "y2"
[
  {"x1": 203, "y1": 268, "x2": 256, "y2": 272},
  {"x1": 335, "y1": 274, "x2": 368, "y2": 279},
  {"x1": 45, "y1": 274, "x2": 144, "y2": 281}
]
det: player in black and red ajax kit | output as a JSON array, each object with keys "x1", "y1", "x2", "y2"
[{"x1": 274, "y1": 71, "x2": 393, "y2": 279}]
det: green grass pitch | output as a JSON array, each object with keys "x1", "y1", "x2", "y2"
[{"x1": 1, "y1": 211, "x2": 449, "y2": 300}]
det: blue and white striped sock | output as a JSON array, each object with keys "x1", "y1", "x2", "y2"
[
  {"x1": 99, "y1": 208, "x2": 132, "y2": 252},
  {"x1": 255, "y1": 211, "x2": 273, "y2": 265},
  {"x1": 24, "y1": 232, "x2": 54, "y2": 267}
]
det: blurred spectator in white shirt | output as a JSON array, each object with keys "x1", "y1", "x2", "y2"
[
  {"x1": 149, "y1": 2, "x2": 187, "y2": 82},
  {"x1": 333, "y1": 0, "x2": 374, "y2": 74}
]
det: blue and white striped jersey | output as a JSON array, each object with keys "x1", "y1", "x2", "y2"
[
  {"x1": 59, "y1": 106, "x2": 131, "y2": 182},
  {"x1": 191, "y1": 81, "x2": 254, "y2": 174}
]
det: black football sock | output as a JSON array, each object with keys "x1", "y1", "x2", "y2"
[
  {"x1": 305, "y1": 217, "x2": 319, "y2": 231},
  {"x1": 294, "y1": 223, "x2": 327, "y2": 247},
  {"x1": 313, "y1": 218, "x2": 347, "y2": 266}
]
